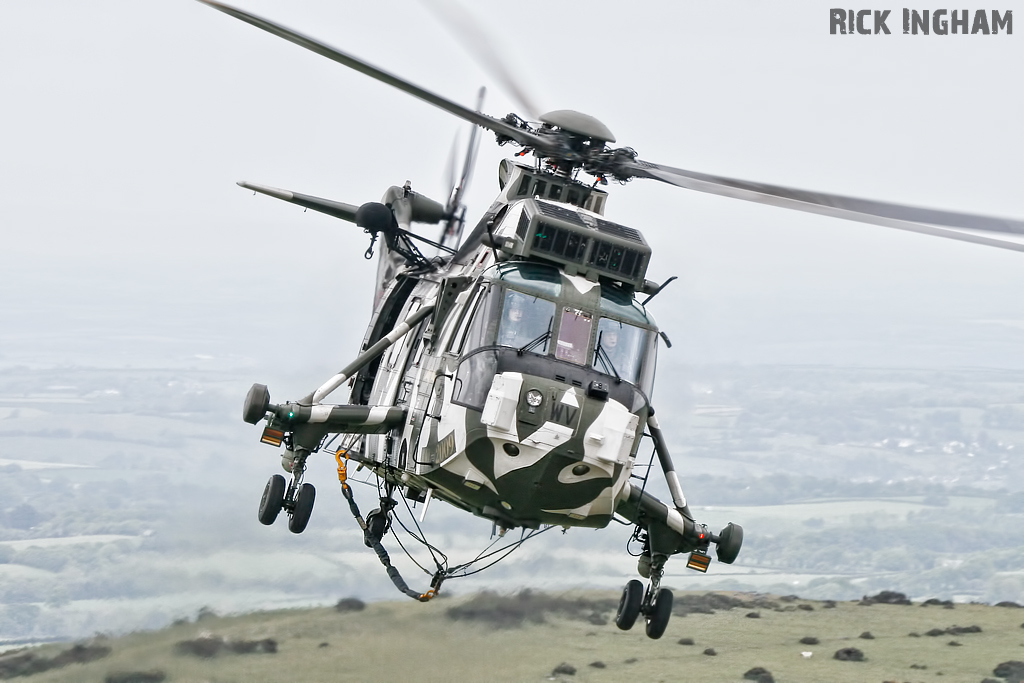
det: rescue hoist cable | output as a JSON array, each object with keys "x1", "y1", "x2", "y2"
[
  {"x1": 335, "y1": 450, "x2": 443, "y2": 602},
  {"x1": 334, "y1": 448, "x2": 557, "y2": 598}
]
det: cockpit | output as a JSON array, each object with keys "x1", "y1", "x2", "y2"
[{"x1": 446, "y1": 261, "x2": 658, "y2": 411}]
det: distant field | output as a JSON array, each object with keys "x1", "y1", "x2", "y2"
[
  {"x1": 695, "y1": 495, "x2": 998, "y2": 527},
  {"x1": 0, "y1": 535, "x2": 136, "y2": 551},
  {"x1": 5, "y1": 363, "x2": 1024, "y2": 641},
  {"x1": 7, "y1": 591, "x2": 1024, "y2": 683}
]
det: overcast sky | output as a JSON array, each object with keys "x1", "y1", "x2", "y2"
[{"x1": 2, "y1": 0, "x2": 1023, "y2": 383}]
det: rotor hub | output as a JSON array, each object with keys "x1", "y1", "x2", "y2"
[{"x1": 539, "y1": 110, "x2": 616, "y2": 143}]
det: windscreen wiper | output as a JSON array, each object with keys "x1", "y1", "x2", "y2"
[
  {"x1": 594, "y1": 332, "x2": 622, "y2": 382},
  {"x1": 518, "y1": 331, "x2": 550, "y2": 356},
  {"x1": 518, "y1": 317, "x2": 553, "y2": 355}
]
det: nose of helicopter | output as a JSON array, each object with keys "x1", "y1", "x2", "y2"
[{"x1": 475, "y1": 371, "x2": 642, "y2": 526}]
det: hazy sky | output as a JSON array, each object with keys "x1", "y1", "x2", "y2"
[{"x1": 2, "y1": 1, "x2": 1024, "y2": 381}]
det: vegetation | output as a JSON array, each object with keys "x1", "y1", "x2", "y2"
[{"x1": 5, "y1": 591, "x2": 1024, "y2": 682}]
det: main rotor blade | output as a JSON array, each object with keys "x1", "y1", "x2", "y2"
[
  {"x1": 622, "y1": 158, "x2": 1024, "y2": 253},
  {"x1": 422, "y1": 0, "x2": 542, "y2": 120},
  {"x1": 197, "y1": 1, "x2": 544, "y2": 148},
  {"x1": 238, "y1": 181, "x2": 359, "y2": 223}
]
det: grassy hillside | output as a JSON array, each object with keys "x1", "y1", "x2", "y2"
[{"x1": 5, "y1": 591, "x2": 1024, "y2": 683}]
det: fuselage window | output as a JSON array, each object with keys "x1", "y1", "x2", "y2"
[
  {"x1": 517, "y1": 175, "x2": 531, "y2": 197},
  {"x1": 497, "y1": 290, "x2": 555, "y2": 352},
  {"x1": 555, "y1": 307, "x2": 593, "y2": 365},
  {"x1": 452, "y1": 350, "x2": 498, "y2": 410},
  {"x1": 448, "y1": 286, "x2": 483, "y2": 355}
]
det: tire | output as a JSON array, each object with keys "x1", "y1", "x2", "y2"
[
  {"x1": 242, "y1": 383, "x2": 270, "y2": 424},
  {"x1": 716, "y1": 522, "x2": 743, "y2": 564},
  {"x1": 258, "y1": 474, "x2": 286, "y2": 525},
  {"x1": 645, "y1": 588, "x2": 674, "y2": 640},
  {"x1": 288, "y1": 483, "x2": 316, "y2": 534},
  {"x1": 615, "y1": 579, "x2": 644, "y2": 630}
]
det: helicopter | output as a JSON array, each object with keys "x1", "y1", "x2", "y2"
[{"x1": 198, "y1": 1, "x2": 1024, "y2": 640}]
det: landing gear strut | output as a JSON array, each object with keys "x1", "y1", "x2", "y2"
[
  {"x1": 644, "y1": 582, "x2": 674, "y2": 640},
  {"x1": 288, "y1": 481, "x2": 316, "y2": 533}
]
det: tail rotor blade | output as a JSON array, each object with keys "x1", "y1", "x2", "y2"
[
  {"x1": 453, "y1": 87, "x2": 485, "y2": 211},
  {"x1": 441, "y1": 86, "x2": 486, "y2": 249},
  {"x1": 443, "y1": 130, "x2": 459, "y2": 213}
]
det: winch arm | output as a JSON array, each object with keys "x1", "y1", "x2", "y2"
[{"x1": 309, "y1": 303, "x2": 435, "y2": 404}]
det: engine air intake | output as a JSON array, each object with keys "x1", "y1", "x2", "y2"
[{"x1": 510, "y1": 199, "x2": 651, "y2": 288}]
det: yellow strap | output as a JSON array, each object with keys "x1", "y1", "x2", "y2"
[
  {"x1": 335, "y1": 449, "x2": 349, "y2": 484},
  {"x1": 419, "y1": 588, "x2": 438, "y2": 601}
]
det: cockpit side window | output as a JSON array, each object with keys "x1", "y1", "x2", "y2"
[
  {"x1": 517, "y1": 175, "x2": 531, "y2": 197},
  {"x1": 461, "y1": 284, "x2": 502, "y2": 354}
]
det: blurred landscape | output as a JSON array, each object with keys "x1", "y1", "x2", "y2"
[{"x1": 4, "y1": 331, "x2": 1024, "y2": 643}]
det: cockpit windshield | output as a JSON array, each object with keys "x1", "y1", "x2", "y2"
[
  {"x1": 555, "y1": 307, "x2": 592, "y2": 365},
  {"x1": 452, "y1": 262, "x2": 658, "y2": 402},
  {"x1": 495, "y1": 262, "x2": 562, "y2": 298},
  {"x1": 497, "y1": 290, "x2": 555, "y2": 352},
  {"x1": 600, "y1": 283, "x2": 652, "y2": 325},
  {"x1": 593, "y1": 317, "x2": 647, "y2": 384}
]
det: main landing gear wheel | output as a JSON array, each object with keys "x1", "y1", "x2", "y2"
[
  {"x1": 645, "y1": 588, "x2": 674, "y2": 640},
  {"x1": 615, "y1": 579, "x2": 644, "y2": 630},
  {"x1": 258, "y1": 474, "x2": 286, "y2": 525},
  {"x1": 288, "y1": 482, "x2": 316, "y2": 534}
]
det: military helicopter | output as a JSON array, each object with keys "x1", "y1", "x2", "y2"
[{"x1": 199, "y1": 1, "x2": 1024, "y2": 640}]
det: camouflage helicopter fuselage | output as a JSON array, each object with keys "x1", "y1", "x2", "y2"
[
  {"x1": 368, "y1": 255, "x2": 650, "y2": 531},
  {"x1": 245, "y1": 160, "x2": 736, "y2": 587},
  {"x1": 343, "y1": 163, "x2": 660, "y2": 530}
]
